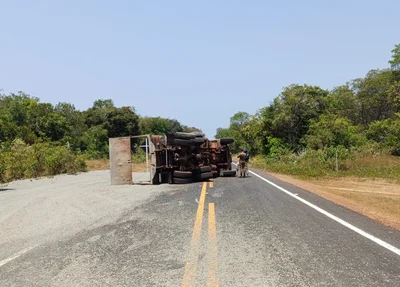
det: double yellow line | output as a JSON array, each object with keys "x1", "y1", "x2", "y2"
[{"x1": 182, "y1": 182, "x2": 220, "y2": 287}]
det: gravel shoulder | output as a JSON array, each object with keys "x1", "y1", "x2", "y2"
[
  {"x1": 0, "y1": 170, "x2": 171, "y2": 260},
  {"x1": 263, "y1": 172, "x2": 400, "y2": 231}
]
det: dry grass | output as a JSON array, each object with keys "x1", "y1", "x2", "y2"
[
  {"x1": 86, "y1": 159, "x2": 109, "y2": 171},
  {"x1": 86, "y1": 159, "x2": 148, "y2": 172},
  {"x1": 352, "y1": 155, "x2": 400, "y2": 167},
  {"x1": 132, "y1": 162, "x2": 148, "y2": 172},
  {"x1": 269, "y1": 173, "x2": 400, "y2": 230},
  {"x1": 251, "y1": 153, "x2": 400, "y2": 182}
]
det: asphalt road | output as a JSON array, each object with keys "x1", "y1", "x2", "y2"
[{"x1": 1, "y1": 169, "x2": 399, "y2": 286}]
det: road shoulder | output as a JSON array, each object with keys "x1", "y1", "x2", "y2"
[{"x1": 250, "y1": 167, "x2": 400, "y2": 231}]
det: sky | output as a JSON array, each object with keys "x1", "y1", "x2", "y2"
[{"x1": 1, "y1": 0, "x2": 399, "y2": 138}]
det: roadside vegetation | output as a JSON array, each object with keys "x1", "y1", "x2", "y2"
[
  {"x1": 0, "y1": 95, "x2": 201, "y2": 183},
  {"x1": 217, "y1": 44, "x2": 400, "y2": 181}
]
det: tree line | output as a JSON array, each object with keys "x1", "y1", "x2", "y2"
[
  {"x1": 216, "y1": 44, "x2": 400, "y2": 167},
  {"x1": 0, "y1": 95, "x2": 200, "y2": 182}
]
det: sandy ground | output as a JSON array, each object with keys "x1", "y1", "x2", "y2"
[
  {"x1": 269, "y1": 173, "x2": 400, "y2": 230},
  {"x1": 0, "y1": 170, "x2": 173, "y2": 261}
]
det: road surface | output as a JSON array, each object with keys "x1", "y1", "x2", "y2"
[{"x1": 0, "y1": 169, "x2": 399, "y2": 286}]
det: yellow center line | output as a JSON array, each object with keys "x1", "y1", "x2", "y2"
[
  {"x1": 207, "y1": 203, "x2": 220, "y2": 286},
  {"x1": 182, "y1": 182, "x2": 208, "y2": 287},
  {"x1": 209, "y1": 181, "x2": 214, "y2": 188}
]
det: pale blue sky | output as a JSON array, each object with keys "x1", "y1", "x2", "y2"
[{"x1": 1, "y1": 0, "x2": 399, "y2": 137}]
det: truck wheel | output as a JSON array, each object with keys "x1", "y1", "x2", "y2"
[
  {"x1": 220, "y1": 138, "x2": 234, "y2": 145},
  {"x1": 200, "y1": 166, "x2": 212, "y2": 173},
  {"x1": 192, "y1": 137, "x2": 206, "y2": 144},
  {"x1": 168, "y1": 171, "x2": 174, "y2": 184},
  {"x1": 173, "y1": 132, "x2": 197, "y2": 140},
  {"x1": 173, "y1": 139, "x2": 193, "y2": 146},
  {"x1": 200, "y1": 172, "x2": 214, "y2": 179},
  {"x1": 173, "y1": 171, "x2": 192, "y2": 178},
  {"x1": 173, "y1": 177, "x2": 192, "y2": 184},
  {"x1": 193, "y1": 132, "x2": 205, "y2": 137},
  {"x1": 223, "y1": 170, "x2": 236, "y2": 177}
]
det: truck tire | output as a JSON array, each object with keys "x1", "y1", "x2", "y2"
[
  {"x1": 173, "y1": 171, "x2": 192, "y2": 178},
  {"x1": 174, "y1": 132, "x2": 197, "y2": 140},
  {"x1": 199, "y1": 166, "x2": 212, "y2": 173},
  {"x1": 200, "y1": 171, "x2": 213, "y2": 179},
  {"x1": 168, "y1": 171, "x2": 174, "y2": 184},
  {"x1": 173, "y1": 139, "x2": 193, "y2": 146},
  {"x1": 220, "y1": 138, "x2": 234, "y2": 145},
  {"x1": 173, "y1": 177, "x2": 192, "y2": 184},
  {"x1": 223, "y1": 170, "x2": 236, "y2": 177},
  {"x1": 192, "y1": 137, "x2": 206, "y2": 144},
  {"x1": 193, "y1": 132, "x2": 205, "y2": 137}
]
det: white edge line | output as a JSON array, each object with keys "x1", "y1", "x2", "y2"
[
  {"x1": 232, "y1": 163, "x2": 400, "y2": 256},
  {"x1": 0, "y1": 245, "x2": 36, "y2": 268}
]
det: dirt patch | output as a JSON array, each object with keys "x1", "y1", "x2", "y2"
[
  {"x1": 86, "y1": 160, "x2": 148, "y2": 172},
  {"x1": 269, "y1": 173, "x2": 400, "y2": 231}
]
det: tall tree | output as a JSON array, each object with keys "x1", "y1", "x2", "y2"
[
  {"x1": 352, "y1": 69, "x2": 398, "y2": 124},
  {"x1": 389, "y1": 44, "x2": 400, "y2": 70},
  {"x1": 268, "y1": 84, "x2": 329, "y2": 150}
]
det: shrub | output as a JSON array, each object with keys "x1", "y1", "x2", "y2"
[
  {"x1": 366, "y1": 115, "x2": 400, "y2": 155},
  {"x1": 44, "y1": 146, "x2": 87, "y2": 175},
  {"x1": 7, "y1": 138, "x2": 33, "y2": 180},
  {"x1": 0, "y1": 150, "x2": 6, "y2": 183},
  {"x1": 2, "y1": 139, "x2": 87, "y2": 181},
  {"x1": 132, "y1": 146, "x2": 147, "y2": 164}
]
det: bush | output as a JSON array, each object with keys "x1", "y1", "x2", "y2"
[
  {"x1": 251, "y1": 146, "x2": 400, "y2": 182},
  {"x1": 132, "y1": 146, "x2": 147, "y2": 164},
  {"x1": 366, "y1": 115, "x2": 400, "y2": 155},
  {"x1": 265, "y1": 136, "x2": 292, "y2": 159},
  {"x1": 0, "y1": 150, "x2": 6, "y2": 183},
  {"x1": 6, "y1": 138, "x2": 33, "y2": 180},
  {"x1": 2, "y1": 139, "x2": 87, "y2": 182},
  {"x1": 44, "y1": 146, "x2": 80, "y2": 175}
]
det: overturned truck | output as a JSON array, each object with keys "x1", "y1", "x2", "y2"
[{"x1": 109, "y1": 132, "x2": 235, "y2": 185}]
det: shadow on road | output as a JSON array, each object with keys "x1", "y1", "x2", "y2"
[{"x1": 0, "y1": 188, "x2": 15, "y2": 192}]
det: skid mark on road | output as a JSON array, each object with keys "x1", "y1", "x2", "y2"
[{"x1": 244, "y1": 165, "x2": 400, "y2": 257}]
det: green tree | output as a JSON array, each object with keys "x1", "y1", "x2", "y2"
[
  {"x1": 37, "y1": 112, "x2": 69, "y2": 141},
  {"x1": 267, "y1": 85, "x2": 329, "y2": 150},
  {"x1": 139, "y1": 117, "x2": 183, "y2": 135},
  {"x1": 85, "y1": 100, "x2": 139, "y2": 138},
  {"x1": 352, "y1": 70, "x2": 399, "y2": 124},
  {"x1": 327, "y1": 84, "x2": 361, "y2": 124},
  {"x1": 305, "y1": 114, "x2": 365, "y2": 150},
  {"x1": 241, "y1": 114, "x2": 264, "y2": 154},
  {"x1": 366, "y1": 114, "x2": 400, "y2": 155},
  {"x1": 389, "y1": 44, "x2": 400, "y2": 70},
  {"x1": 55, "y1": 103, "x2": 87, "y2": 151},
  {"x1": 215, "y1": 127, "x2": 234, "y2": 139},
  {"x1": 106, "y1": 107, "x2": 140, "y2": 138},
  {"x1": 81, "y1": 126, "x2": 109, "y2": 158}
]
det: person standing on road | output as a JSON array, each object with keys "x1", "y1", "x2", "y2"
[
  {"x1": 243, "y1": 148, "x2": 250, "y2": 176},
  {"x1": 237, "y1": 149, "x2": 247, "y2": 178}
]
